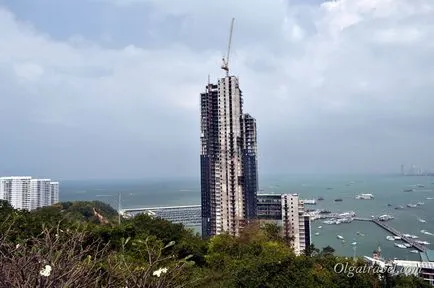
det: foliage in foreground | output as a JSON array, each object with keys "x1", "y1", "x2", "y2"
[{"x1": 0, "y1": 200, "x2": 431, "y2": 288}]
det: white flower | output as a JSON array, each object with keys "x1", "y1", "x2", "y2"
[
  {"x1": 39, "y1": 265, "x2": 52, "y2": 277},
  {"x1": 15, "y1": 244, "x2": 20, "y2": 249},
  {"x1": 152, "y1": 267, "x2": 168, "y2": 277}
]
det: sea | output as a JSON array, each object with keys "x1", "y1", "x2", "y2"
[{"x1": 60, "y1": 174, "x2": 434, "y2": 261}]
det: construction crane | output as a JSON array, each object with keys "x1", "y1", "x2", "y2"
[{"x1": 221, "y1": 17, "x2": 235, "y2": 76}]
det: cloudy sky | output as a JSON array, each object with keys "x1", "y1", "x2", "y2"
[{"x1": 1, "y1": 0, "x2": 433, "y2": 180}]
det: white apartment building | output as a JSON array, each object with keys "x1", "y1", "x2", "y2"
[
  {"x1": 50, "y1": 181, "x2": 59, "y2": 204},
  {"x1": 281, "y1": 194, "x2": 311, "y2": 255},
  {"x1": 0, "y1": 176, "x2": 59, "y2": 210}
]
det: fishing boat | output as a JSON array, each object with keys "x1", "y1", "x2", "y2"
[
  {"x1": 337, "y1": 235, "x2": 344, "y2": 240},
  {"x1": 386, "y1": 236, "x2": 395, "y2": 241}
]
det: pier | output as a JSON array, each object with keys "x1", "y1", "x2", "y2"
[
  {"x1": 120, "y1": 205, "x2": 201, "y2": 227},
  {"x1": 372, "y1": 219, "x2": 427, "y2": 252}
]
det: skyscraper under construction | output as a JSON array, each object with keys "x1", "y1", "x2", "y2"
[{"x1": 200, "y1": 18, "x2": 258, "y2": 237}]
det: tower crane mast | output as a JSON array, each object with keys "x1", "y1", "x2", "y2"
[{"x1": 221, "y1": 18, "x2": 235, "y2": 76}]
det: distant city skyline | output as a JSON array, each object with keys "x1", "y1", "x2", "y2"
[{"x1": 1, "y1": 0, "x2": 434, "y2": 179}]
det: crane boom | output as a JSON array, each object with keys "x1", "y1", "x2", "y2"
[{"x1": 221, "y1": 17, "x2": 235, "y2": 76}]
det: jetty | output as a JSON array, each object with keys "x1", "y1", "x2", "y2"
[{"x1": 372, "y1": 219, "x2": 427, "y2": 252}]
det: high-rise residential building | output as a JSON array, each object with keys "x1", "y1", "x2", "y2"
[
  {"x1": 0, "y1": 176, "x2": 32, "y2": 210},
  {"x1": 282, "y1": 194, "x2": 311, "y2": 255},
  {"x1": 30, "y1": 179, "x2": 51, "y2": 210},
  {"x1": 200, "y1": 75, "x2": 258, "y2": 237},
  {"x1": 256, "y1": 193, "x2": 311, "y2": 255},
  {"x1": 0, "y1": 176, "x2": 59, "y2": 210},
  {"x1": 50, "y1": 181, "x2": 60, "y2": 205}
]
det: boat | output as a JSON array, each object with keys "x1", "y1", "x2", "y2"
[
  {"x1": 318, "y1": 226, "x2": 322, "y2": 229},
  {"x1": 415, "y1": 240, "x2": 430, "y2": 245},
  {"x1": 378, "y1": 214, "x2": 394, "y2": 221},
  {"x1": 403, "y1": 188, "x2": 414, "y2": 192},
  {"x1": 407, "y1": 204, "x2": 417, "y2": 208},
  {"x1": 393, "y1": 236, "x2": 401, "y2": 240},
  {"x1": 426, "y1": 197, "x2": 434, "y2": 200},
  {"x1": 337, "y1": 235, "x2": 344, "y2": 240},
  {"x1": 395, "y1": 205, "x2": 404, "y2": 210},
  {"x1": 417, "y1": 184, "x2": 425, "y2": 188},
  {"x1": 418, "y1": 218, "x2": 427, "y2": 223},
  {"x1": 314, "y1": 232, "x2": 320, "y2": 236},
  {"x1": 387, "y1": 204, "x2": 392, "y2": 207},
  {"x1": 386, "y1": 236, "x2": 395, "y2": 241},
  {"x1": 355, "y1": 193, "x2": 374, "y2": 200},
  {"x1": 421, "y1": 230, "x2": 434, "y2": 236},
  {"x1": 394, "y1": 243, "x2": 407, "y2": 249},
  {"x1": 416, "y1": 202, "x2": 425, "y2": 206},
  {"x1": 303, "y1": 199, "x2": 317, "y2": 205},
  {"x1": 403, "y1": 234, "x2": 419, "y2": 239},
  {"x1": 335, "y1": 198, "x2": 343, "y2": 202},
  {"x1": 318, "y1": 197, "x2": 325, "y2": 201},
  {"x1": 356, "y1": 232, "x2": 365, "y2": 236},
  {"x1": 351, "y1": 242, "x2": 357, "y2": 246},
  {"x1": 410, "y1": 250, "x2": 419, "y2": 254}
]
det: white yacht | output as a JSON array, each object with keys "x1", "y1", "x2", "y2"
[
  {"x1": 355, "y1": 193, "x2": 374, "y2": 200},
  {"x1": 415, "y1": 240, "x2": 430, "y2": 245},
  {"x1": 386, "y1": 236, "x2": 395, "y2": 241},
  {"x1": 393, "y1": 236, "x2": 402, "y2": 240},
  {"x1": 314, "y1": 232, "x2": 320, "y2": 236},
  {"x1": 418, "y1": 218, "x2": 427, "y2": 223},
  {"x1": 378, "y1": 214, "x2": 394, "y2": 221},
  {"x1": 337, "y1": 235, "x2": 344, "y2": 240},
  {"x1": 351, "y1": 242, "x2": 357, "y2": 246},
  {"x1": 394, "y1": 243, "x2": 407, "y2": 249},
  {"x1": 318, "y1": 226, "x2": 322, "y2": 229},
  {"x1": 410, "y1": 250, "x2": 419, "y2": 254}
]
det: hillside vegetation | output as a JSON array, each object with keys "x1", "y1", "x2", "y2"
[{"x1": 0, "y1": 200, "x2": 430, "y2": 288}]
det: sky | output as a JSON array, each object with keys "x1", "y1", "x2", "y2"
[{"x1": 1, "y1": 0, "x2": 434, "y2": 180}]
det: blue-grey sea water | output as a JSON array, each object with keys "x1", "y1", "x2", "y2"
[{"x1": 60, "y1": 174, "x2": 434, "y2": 261}]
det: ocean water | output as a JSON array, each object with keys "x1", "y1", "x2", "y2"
[{"x1": 60, "y1": 174, "x2": 434, "y2": 260}]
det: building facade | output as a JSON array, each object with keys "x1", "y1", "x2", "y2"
[
  {"x1": 200, "y1": 76, "x2": 258, "y2": 237},
  {"x1": 257, "y1": 193, "x2": 311, "y2": 255},
  {"x1": 0, "y1": 176, "x2": 59, "y2": 210}
]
